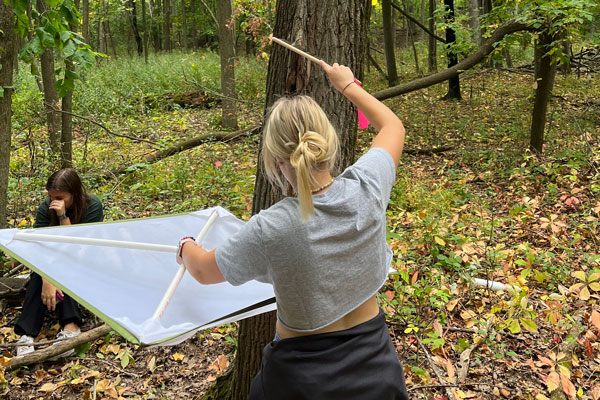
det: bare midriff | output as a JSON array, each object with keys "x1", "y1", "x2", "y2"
[{"x1": 275, "y1": 295, "x2": 380, "y2": 339}]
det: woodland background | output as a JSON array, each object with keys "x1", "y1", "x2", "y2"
[{"x1": 0, "y1": 0, "x2": 599, "y2": 399}]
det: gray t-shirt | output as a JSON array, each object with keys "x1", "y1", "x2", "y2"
[{"x1": 216, "y1": 147, "x2": 396, "y2": 332}]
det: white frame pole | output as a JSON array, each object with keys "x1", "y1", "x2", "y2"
[
  {"x1": 13, "y1": 232, "x2": 177, "y2": 253},
  {"x1": 151, "y1": 210, "x2": 219, "y2": 320}
]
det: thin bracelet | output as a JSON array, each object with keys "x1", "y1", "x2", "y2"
[{"x1": 341, "y1": 81, "x2": 355, "y2": 95}]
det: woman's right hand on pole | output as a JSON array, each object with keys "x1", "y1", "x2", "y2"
[{"x1": 319, "y1": 60, "x2": 355, "y2": 93}]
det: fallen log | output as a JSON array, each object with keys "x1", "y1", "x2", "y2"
[
  {"x1": 104, "y1": 125, "x2": 261, "y2": 179},
  {"x1": 10, "y1": 324, "x2": 112, "y2": 369}
]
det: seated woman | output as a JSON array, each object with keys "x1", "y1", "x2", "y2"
[{"x1": 15, "y1": 168, "x2": 104, "y2": 357}]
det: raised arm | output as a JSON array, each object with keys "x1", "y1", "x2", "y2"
[{"x1": 320, "y1": 61, "x2": 405, "y2": 167}]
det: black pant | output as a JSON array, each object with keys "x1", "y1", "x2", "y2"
[
  {"x1": 14, "y1": 272, "x2": 82, "y2": 337},
  {"x1": 249, "y1": 310, "x2": 409, "y2": 400}
]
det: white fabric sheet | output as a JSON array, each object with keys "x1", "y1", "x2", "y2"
[{"x1": 0, "y1": 207, "x2": 276, "y2": 345}]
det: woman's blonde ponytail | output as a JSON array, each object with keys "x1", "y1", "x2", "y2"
[{"x1": 262, "y1": 96, "x2": 339, "y2": 221}]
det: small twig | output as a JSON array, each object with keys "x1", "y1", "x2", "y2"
[
  {"x1": 404, "y1": 146, "x2": 454, "y2": 155},
  {"x1": 198, "y1": 0, "x2": 218, "y2": 27},
  {"x1": 415, "y1": 335, "x2": 456, "y2": 400},
  {"x1": 44, "y1": 103, "x2": 157, "y2": 145},
  {"x1": 409, "y1": 382, "x2": 491, "y2": 392}
]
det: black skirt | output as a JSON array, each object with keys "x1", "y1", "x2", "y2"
[{"x1": 249, "y1": 310, "x2": 409, "y2": 400}]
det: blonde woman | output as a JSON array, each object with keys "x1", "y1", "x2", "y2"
[{"x1": 177, "y1": 61, "x2": 408, "y2": 399}]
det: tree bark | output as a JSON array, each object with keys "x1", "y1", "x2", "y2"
[
  {"x1": 180, "y1": 0, "x2": 188, "y2": 50},
  {"x1": 142, "y1": 0, "x2": 149, "y2": 62},
  {"x1": 216, "y1": 0, "x2": 238, "y2": 130},
  {"x1": 82, "y1": 0, "x2": 90, "y2": 43},
  {"x1": 163, "y1": 0, "x2": 171, "y2": 51},
  {"x1": 443, "y1": 0, "x2": 461, "y2": 100},
  {"x1": 530, "y1": 31, "x2": 558, "y2": 154},
  {"x1": 428, "y1": 0, "x2": 437, "y2": 72},
  {"x1": 129, "y1": 0, "x2": 143, "y2": 56},
  {"x1": 382, "y1": 0, "x2": 398, "y2": 86},
  {"x1": 221, "y1": 1, "x2": 371, "y2": 398},
  {"x1": 468, "y1": 0, "x2": 480, "y2": 44},
  {"x1": 0, "y1": 0, "x2": 15, "y2": 228},
  {"x1": 36, "y1": 0, "x2": 61, "y2": 154},
  {"x1": 149, "y1": 0, "x2": 162, "y2": 52},
  {"x1": 372, "y1": 21, "x2": 532, "y2": 101}
]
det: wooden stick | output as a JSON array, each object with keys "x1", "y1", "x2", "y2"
[
  {"x1": 151, "y1": 210, "x2": 219, "y2": 320},
  {"x1": 269, "y1": 34, "x2": 321, "y2": 64}
]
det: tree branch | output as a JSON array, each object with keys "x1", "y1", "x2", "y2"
[
  {"x1": 373, "y1": 21, "x2": 534, "y2": 101},
  {"x1": 391, "y1": 1, "x2": 446, "y2": 44},
  {"x1": 199, "y1": 0, "x2": 218, "y2": 27},
  {"x1": 45, "y1": 103, "x2": 157, "y2": 145}
]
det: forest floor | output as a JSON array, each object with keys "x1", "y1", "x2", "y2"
[{"x1": 1, "y1": 51, "x2": 599, "y2": 399}]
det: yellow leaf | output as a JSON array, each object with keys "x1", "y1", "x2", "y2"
[
  {"x1": 107, "y1": 344, "x2": 121, "y2": 355},
  {"x1": 520, "y1": 318, "x2": 539, "y2": 333},
  {"x1": 39, "y1": 382, "x2": 58, "y2": 393},
  {"x1": 18, "y1": 219, "x2": 28, "y2": 227},
  {"x1": 579, "y1": 286, "x2": 591, "y2": 301},
  {"x1": 589, "y1": 282, "x2": 600, "y2": 291},
  {"x1": 172, "y1": 353, "x2": 185, "y2": 362},
  {"x1": 546, "y1": 371, "x2": 560, "y2": 392},
  {"x1": 446, "y1": 298, "x2": 460, "y2": 312},
  {"x1": 147, "y1": 355, "x2": 156, "y2": 373},
  {"x1": 536, "y1": 394, "x2": 550, "y2": 400},
  {"x1": 573, "y1": 271, "x2": 587, "y2": 282},
  {"x1": 95, "y1": 379, "x2": 111, "y2": 391},
  {"x1": 508, "y1": 319, "x2": 521, "y2": 334},
  {"x1": 589, "y1": 273, "x2": 600, "y2": 283},
  {"x1": 434, "y1": 237, "x2": 446, "y2": 246}
]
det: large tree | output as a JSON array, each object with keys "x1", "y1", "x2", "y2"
[
  {"x1": 209, "y1": 0, "x2": 372, "y2": 398},
  {"x1": 0, "y1": 0, "x2": 15, "y2": 227},
  {"x1": 216, "y1": 0, "x2": 238, "y2": 130}
]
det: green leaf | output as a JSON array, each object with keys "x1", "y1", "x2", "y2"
[
  {"x1": 36, "y1": 27, "x2": 55, "y2": 48},
  {"x1": 520, "y1": 318, "x2": 539, "y2": 333},
  {"x1": 121, "y1": 353, "x2": 130, "y2": 368},
  {"x1": 508, "y1": 319, "x2": 521, "y2": 334},
  {"x1": 60, "y1": 30, "x2": 71, "y2": 42},
  {"x1": 63, "y1": 40, "x2": 76, "y2": 57},
  {"x1": 74, "y1": 342, "x2": 91, "y2": 357}
]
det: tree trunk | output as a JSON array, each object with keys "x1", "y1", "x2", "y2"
[
  {"x1": 530, "y1": 31, "x2": 558, "y2": 154},
  {"x1": 443, "y1": 0, "x2": 461, "y2": 100},
  {"x1": 0, "y1": 0, "x2": 15, "y2": 228},
  {"x1": 129, "y1": 0, "x2": 143, "y2": 56},
  {"x1": 40, "y1": 48, "x2": 61, "y2": 154},
  {"x1": 142, "y1": 0, "x2": 149, "y2": 62},
  {"x1": 149, "y1": 0, "x2": 162, "y2": 52},
  {"x1": 428, "y1": 0, "x2": 437, "y2": 72},
  {"x1": 180, "y1": 0, "x2": 188, "y2": 50},
  {"x1": 216, "y1": 0, "x2": 238, "y2": 130},
  {"x1": 82, "y1": 0, "x2": 90, "y2": 43},
  {"x1": 224, "y1": 1, "x2": 371, "y2": 398},
  {"x1": 420, "y1": 0, "x2": 426, "y2": 41},
  {"x1": 163, "y1": 0, "x2": 171, "y2": 51},
  {"x1": 382, "y1": 0, "x2": 398, "y2": 86},
  {"x1": 37, "y1": 0, "x2": 61, "y2": 155},
  {"x1": 468, "y1": 0, "x2": 480, "y2": 44}
]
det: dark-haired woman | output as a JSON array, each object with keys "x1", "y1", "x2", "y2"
[{"x1": 15, "y1": 168, "x2": 103, "y2": 357}]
